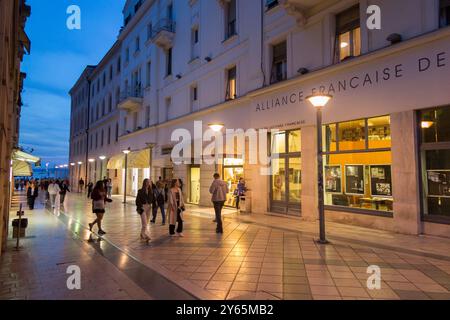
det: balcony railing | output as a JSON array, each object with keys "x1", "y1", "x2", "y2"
[
  {"x1": 150, "y1": 19, "x2": 176, "y2": 49},
  {"x1": 118, "y1": 86, "x2": 143, "y2": 112}
]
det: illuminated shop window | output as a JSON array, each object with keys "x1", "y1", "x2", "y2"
[
  {"x1": 323, "y1": 116, "x2": 393, "y2": 213},
  {"x1": 420, "y1": 105, "x2": 450, "y2": 221}
]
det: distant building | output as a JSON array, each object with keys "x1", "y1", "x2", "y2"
[
  {"x1": 69, "y1": 0, "x2": 450, "y2": 237},
  {"x1": 0, "y1": 0, "x2": 31, "y2": 254}
]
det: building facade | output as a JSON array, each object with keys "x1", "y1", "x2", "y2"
[
  {"x1": 69, "y1": 0, "x2": 450, "y2": 237},
  {"x1": 0, "y1": 0, "x2": 31, "y2": 254}
]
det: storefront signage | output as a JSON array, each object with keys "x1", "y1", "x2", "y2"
[{"x1": 254, "y1": 51, "x2": 447, "y2": 113}]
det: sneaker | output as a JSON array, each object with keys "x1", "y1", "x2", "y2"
[{"x1": 98, "y1": 230, "x2": 106, "y2": 235}]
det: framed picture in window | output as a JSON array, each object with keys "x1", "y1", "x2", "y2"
[
  {"x1": 325, "y1": 165, "x2": 342, "y2": 194},
  {"x1": 370, "y1": 165, "x2": 392, "y2": 197},
  {"x1": 427, "y1": 170, "x2": 450, "y2": 198},
  {"x1": 345, "y1": 165, "x2": 364, "y2": 195}
]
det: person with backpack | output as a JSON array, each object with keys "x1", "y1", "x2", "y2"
[
  {"x1": 136, "y1": 179, "x2": 154, "y2": 241},
  {"x1": 152, "y1": 180, "x2": 166, "y2": 225}
]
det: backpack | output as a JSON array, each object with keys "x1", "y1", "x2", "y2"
[{"x1": 155, "y1": 189, "x2": 165, "y2": 206}]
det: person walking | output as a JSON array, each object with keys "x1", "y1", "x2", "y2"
[
  {"x1": 87, "y1": 181, "x2": 94, "y2": 199},
  {"x1": 88, "y1": 181, "x2": 111, "y2": 235},
  {"x1": 135, "y1": 179, "x2": 154, "y2": 242},
  {"x1": 209, "y1": 173, "x2": 229, "y2": 234},
  {"x1": 152, "y1": 180, "x2": 166, "y2": 225},
  {"x1": 78, "y1": 178, "x2": 85, "y2": 193},
  {"x1": 48, "y1": 180, "x2": 60, "y2": 208},
  {"x1": 167, "y1": 179, "x2": 185, "y2": 237},
  {"x1": 59, "y1": 180, "x2": 70, "y2": 205},
  {"x1": 27, "y1": 180, "x2": 39, "y2": 210},
  {"x1": 106, "y1": 178, "x2": 113, "y2": 198}
]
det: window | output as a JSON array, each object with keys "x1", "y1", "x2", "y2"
[
  {"x1": 192, "y1": 85, "x2": 198, "y2": 102},
  {"x1": 419, "y1": 105, "x2": 450, "y2": 221},
  {"x1": 146, "y1": 61, "x2": 151, "y2": 87},
  {"x1": 101, "y1": 130, "x2": 104, "y2": 147},
  {"x1": 147, "y1": 22, "x2": 153, "y2": 40},
  {"x1": 95, "y1": 132, "x2": 98, "y2": 149},
  {"x1": 96, "y1": 103, "x2": 99, "y2": 120},
  {"x1": 108, "y1": 94, "x2": 112, "y2": 113},
  {"x1": 109, "y1": 65, "x2": 113, "y2": 80},
  {"x1": 108, "y1": 126, "x2": 111, "y2": 145},
  {"x1": 225, "y1": 66, "x2": 237, "y2": 101},
  {"x1": 125, "y1": 47, "x2": 130, "y2": 63},
  {"x1": 224, "y1": 0, "x2": 237, "y2": 40},
  {"x1": 166, "y1": 48, "x2": 173, "y2": 76},
  {"x1": 191, "y1": 27, "x2": 199, "y2": 59},
  {"x1": 440, "y1": 0, "x2": 450, "y2": 27},
  {"x1": 101, "y1": 99, "x2": 105, "y2": 116},
  {"x1": 97, "y1": 79, "x2": 100, "y2": 93},
  {"x1": 103, "y1": 73, "x2": 106, "y2": 87},
  {"x1": 115, "y1": 122, "x2": 119, "y2": 142},
  {"x1": 270, "y1": 41, "x2": 287, "y2": 84},
  {"x1": 125, "y1": 14, "x2": 131, "y2": 26},
  {"x1": 334, "y1": 5, "x2": 361, "y2": 63},
  {"x1": 167, "y1": 3, "x2": 173, "y2": 20},
  {"x1": 135, "y1": 36, "x2": 140, "y2": 53},
  {"x1": 115, "y1": 87, "x2": 120, "y2": 107},
  {"x1": 266, "y1": 0, "x2": 279, "y2": 10},
  {"x1": 117, "y1": 57, "x2": 121, "y2": 73},
  {"x1": 323, "y1": 116, "x2": 393, "y2": 214},
  {"x1": 92, "y1": 84, "x2": 95, "y2": 97}
]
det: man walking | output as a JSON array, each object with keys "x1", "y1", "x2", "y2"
[
  {"x1": 209, "y1": 173, "x2": 228, "y2": 234},
  {"x1": 48, "y1": 180, "x2": 60, "y2": 208}
]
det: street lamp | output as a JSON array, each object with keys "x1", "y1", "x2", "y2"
[
  {"x1": 88, "y1": 158, "x2": 95, "y2": 183},
  {"x1": 122, "y1": 148, "x2": 131, "y2": 204},
  {"x1": 306, "y1": 93, "x2": 333, "y2": 244},
  {"x1": 99, "y1": 156, "x2": 106, "y2": 180},
  {"x1": 208, "y1": 123, "x2": 225, "y2": 132}
]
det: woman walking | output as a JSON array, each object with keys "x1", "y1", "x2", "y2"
[
  {"x1": 27, "y1": 180, "x2": 39, "y2": 210},
  {"x1": 167, "y1": 179, "x2": 185, "y2": 237},
  {"x1": 59, "y1": 180, "x2": 70, "y2": 205},
  {"x1": 106, "y1": 178, "x2": 113, "y2": 198},
  {"x1": 135, "y1": 179, "x2": 154, "y2": 242},
  {"x1": 88, "y1": 181, "x2": 111, "y2": 236}
]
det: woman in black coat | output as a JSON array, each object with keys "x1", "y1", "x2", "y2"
[
  {"x1": 135, "y1": 179, "x2": 155, "y2": 242},
  {"x1": 27, "y1": 181, "x2": 39, "y2": 210}
]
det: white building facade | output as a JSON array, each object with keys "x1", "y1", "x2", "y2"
[{"x1": 69, "y1": 0, "x2": 450, "y2": 237}]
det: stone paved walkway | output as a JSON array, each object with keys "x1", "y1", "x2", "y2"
[
  {"x1": 0, "y1": 192, "x2": 152, "y2": 300},
  {"x1": 3, "y1": 191, "x2": 450, "y2": 300}
]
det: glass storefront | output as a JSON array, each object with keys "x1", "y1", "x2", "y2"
[
  {"x1": 189, "y1": 166, "x2": 200, "y2": 204},
  {"x1": 323, "y1": 116, "x2": 393, "y2": 213},
  {"x1": 420, "y1": 105, "x2": 450, "y2": 221},
  {"x1": 270, "y1": 129, "x2": 302, "y2": 215},
  {"x1": 223, "y1": 158, "x2": 244, "y2": 208}
]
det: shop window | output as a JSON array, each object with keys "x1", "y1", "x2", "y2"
[
  {"x1": 420, "y1": 105, "x2": 450, "y2": 221},
  {"x1": 440, "y1": 0, "x2": 450, "y2": 28},
  {"x1": 270, "y1": 41, "x2": 287, "y2": 84},
  {"x1": 334, "y1": 5, "x2": 361, "y2": 63},
  {"x1": 223, "y1": 158, "x2": 244, "y2": 208},
  {"x1": 323, "y1": 116, "x2": 393, "y2": 214}
]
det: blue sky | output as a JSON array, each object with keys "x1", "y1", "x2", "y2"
[{"x1": 20, "y1": 0, "x2": 125, "y2": 167}]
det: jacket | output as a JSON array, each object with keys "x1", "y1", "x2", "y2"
[
  {"x1": 167, "y1": 188, "x2": 185, "y2": 225},
  {"x1": 48, "y1": 183, "x2": 60, "y2": 195},
  {"x1": 27, "y1": 186, "x2": 38, "y2": 198},
  {"x1": 136, "y1": 187, "x2": 155, "y2": 212},
  {"x1": 209, "y1": 179, "x2": 229, "y2": 202}
]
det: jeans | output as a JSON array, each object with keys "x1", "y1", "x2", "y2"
[
  {"x1": 169, "y1": 210, "x2": 183, "y2": 235},
  {"x1": 152, "y1": 204, "x2": 166, "y2": 224},
  {"x1": 213, "y1": 201, "x2": 225, "y2": 232},
  {"x1": 50, "y1": 194, "x2": 57, "y2": 207}
]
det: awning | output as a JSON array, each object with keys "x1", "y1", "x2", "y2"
[
  {"x1": 107, "y1": 154, "x2": 124, "y2": 170},
  {"x1": 13, "y1": 149, "x2": 40, "y2": 163},
  {"x1": 12, "y1": 160, "x2": 32, "y2": 177},
  {"x1": 128, "y1": 149, "x2": 150, "y2": 169}
]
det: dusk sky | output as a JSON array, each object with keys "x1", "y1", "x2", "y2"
[{"x1": 20, "y1": 0, "x2": 124, "y2": 167}]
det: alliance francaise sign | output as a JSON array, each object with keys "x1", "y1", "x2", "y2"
[{"x1": 254, "y1": 51, "x2": 447, "y2": 113}]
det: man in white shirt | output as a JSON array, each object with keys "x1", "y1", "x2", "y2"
[{"x1": 47, "y1": 180, "x2": 60, "y2": 208}]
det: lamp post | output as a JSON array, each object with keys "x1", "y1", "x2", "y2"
[
  {"x1": 99, "y1": 156, "x2": 106, "y2": 181},
  {"x1": 88, "y1": 158, "x2": 95, "y2": 183},
  {"x1": 123, "y1": 148, "x2": 131, "y2": 204},
  {"x1": 306, "y1": 94, "x2": 333, "y2": 244}
]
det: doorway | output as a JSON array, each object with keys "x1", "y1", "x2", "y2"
[{"x1": 189, "y1": 166, "x2": 200, "y2": 204}]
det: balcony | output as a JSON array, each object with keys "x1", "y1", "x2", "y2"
[
  {"x1": 118, "y1": 86, "x2": 143, "y2": 113},
  {"x1": 151, "y1": 19, "x2": 176, "y2": 50},
  {"x1": 280, "y1": 0, "x2": 335, "y2": 26}
]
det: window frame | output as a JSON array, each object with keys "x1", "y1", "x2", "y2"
[
  {"x1": 225, "y1": 66, "x2": 237, "y2": 101},
  {"x1": 334, "y1": 4, "x2": 361, "y2": 64}
]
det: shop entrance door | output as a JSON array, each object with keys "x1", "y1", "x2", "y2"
[
  {"x1": 270, "y1": 130, "x2": 302, "y2": 215},
  {"x1": 223, "y1": 161, "x2": 244, "y2": 208},
  {"x1": 189, "y1": 166, "x2": 200, "y2": 204}
]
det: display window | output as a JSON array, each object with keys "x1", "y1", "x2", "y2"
[
  {"x1": 419, "y1": 105, "x2": 450, "y2": 221},
  {"x1": 223, "y1": 158, "x2": 244, "y2": 207},
  {"x1": 323, "y1": 116, "x2": 393, "y2": 213}
]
